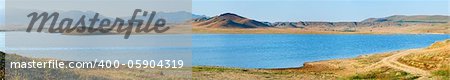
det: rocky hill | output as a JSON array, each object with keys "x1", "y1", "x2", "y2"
[{"x1": 192, "y1": 13, "x2": 271, "y2": 28}]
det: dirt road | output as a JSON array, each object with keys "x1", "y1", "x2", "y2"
[{"x1": 358, "y1": 49, "x2": 432, "y2": 79}]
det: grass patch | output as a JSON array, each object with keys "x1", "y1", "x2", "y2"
[
  {"x1": 433, "y1": 69, "x2": 450, "y2": 80},
  {"x1": 349, "y1": 67, "x2": 419, "y2": 80},
  {"x1": 356, "y1": 52, "x2": 394, "y2": 65},
  {"x1": 192, "y1": 66, "x2": 338, "y2": 80}
]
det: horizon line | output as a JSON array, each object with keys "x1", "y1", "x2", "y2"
[{"x1": 194, "y1": 12, "x2": 450, "y2": 22}]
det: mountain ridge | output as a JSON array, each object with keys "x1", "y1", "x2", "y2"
[{"x1": 192, "y1": 13, "x2": 449, "y2": 28}]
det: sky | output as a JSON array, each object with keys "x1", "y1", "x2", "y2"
[
  {"x1": 193, "y1": 0, "x2": 449, "y2": 22},
  {"x1": 0, "y1": 0, "x2": 448, "y2": 22},
  {"x1": 0, "y1": 0, "x2": 3, "y2": 9},
  {"x1": 4, "y1": 0, "x2": 191, "y2": 17},
  {"x1": 0, "y1": 0, "x2": 3, "y2": 24}
]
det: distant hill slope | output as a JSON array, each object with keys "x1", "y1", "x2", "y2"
[
  {"x1": 362, "y1": 15, "x2": 450, "y2": 23},
  {"x1": 192, "y1": 13, "x2": 270, "y2": 28}
]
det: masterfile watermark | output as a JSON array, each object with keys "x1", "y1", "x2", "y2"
[
  {"x1": 26, "y1": 9, "x2": 170, "y2": 39},
  {"x1": 9, "y1": 59, "x2": 184, "y2": 69}
]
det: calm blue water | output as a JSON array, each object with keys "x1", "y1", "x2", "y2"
[
  {"x1": 192, "y1": 34, "x2": 449, "y2": 68},
  {"x1": 1, "y1": 32, "x2": 449, "y2": 68}
]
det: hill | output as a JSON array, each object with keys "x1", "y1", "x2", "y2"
[
  {"x1": 192, "y1": 13, "x2": 270, "y2": 28},
  {"x1": 193, "y1": 13, "x2": 449, "y2": 28},
  {"x1": 192, "y1": 13, "x2": 450, "y2": 34}
]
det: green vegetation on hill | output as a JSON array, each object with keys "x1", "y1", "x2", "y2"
[{"x1": 433, "y1": 68, "x2": 450, "y2": 80}]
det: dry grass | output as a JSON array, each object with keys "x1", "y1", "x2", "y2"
[
  {"x1": 399, "y1": 40, "x2": 450, "y2": 70},
  {"x1": 398, "y1": 39, "x2": 450, "y2": 79},
  {"x1": 350, "y1": 66, "x2": 420, "y2": 79},
  {"x1": 192, "y1": 66, "x2": 339, "y2": 80},
  {"x1": 73, "y1": 68, "x2": 191, "y2": 80}
]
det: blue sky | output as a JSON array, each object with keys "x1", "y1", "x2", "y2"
[
  {"x1": 193, "y1": 0, "x2": 449, "y2": 22},
  {"x1": 0, "y1": 0, "x2": 3, "y2": 9},
  {"x1": 0, "y1": 0, "x2": 448, "y2": 22},
  {"x1": 0, "y1": 0, "x2": 3, "y2": 24}
]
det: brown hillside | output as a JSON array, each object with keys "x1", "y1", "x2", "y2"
[{"x1": 193, "y1": 13, "x2": 270, "y2": 28}]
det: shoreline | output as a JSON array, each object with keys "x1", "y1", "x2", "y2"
[
  {"x1": 193, "y1": 49, "x2": 408, "y2": 69},
  {"x1": 1, "y1": 30, "x2": 449, "y2": 35},
  {"x1": 192, "y1": 27, "x2": 450, "y2": 35}
]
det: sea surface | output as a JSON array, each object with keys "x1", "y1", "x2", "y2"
[
  {"x1": 1, "y1": 32, "x2": 449, "y2": 68},
  {"x1": 192, "y1": 34, "x2": 449, "y2": 68}
]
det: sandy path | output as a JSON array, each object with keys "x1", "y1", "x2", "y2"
[{"x1": 358, "y1": 49, "x2": 432, "y2": 79}]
